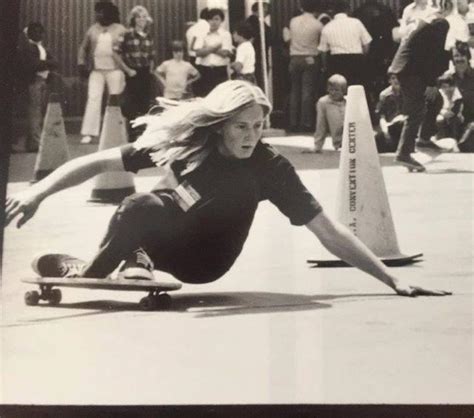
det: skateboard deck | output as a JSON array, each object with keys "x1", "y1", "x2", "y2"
[
  {"x1": 22, "y1": 276, "x2": 182, "y2": 310},
  {"x1": 307, "y1": 253, "x2": 423, "y2": 268}
]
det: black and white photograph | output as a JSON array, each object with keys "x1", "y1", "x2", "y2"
[{"x1": 1, "y1": 0, "x2": 473, "y2": 416}]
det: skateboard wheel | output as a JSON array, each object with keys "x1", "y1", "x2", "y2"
[
  {"x1": 25, "y1": 290, "x2": 40, "y2": 306},
  {"x1": 139, "y1": 296, "x2": 156, "y2": 311},
  {"x1": 154, "y1": 293, "x2": 172, "y2": 310},
  {"x1": 48, "y1": 289, "x2": 62, "y2": 305}
]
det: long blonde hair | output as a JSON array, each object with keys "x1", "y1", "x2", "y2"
[{"x1": 133, "y1": 80, "x2": 272, "y2": 174}]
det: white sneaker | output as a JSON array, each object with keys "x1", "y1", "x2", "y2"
[
  {"x1": 80, "y1": 135, "x2": 93, "y2": 144},
  {"x1": 118, "y1": 248, "x2": 154, "y2": 280}
]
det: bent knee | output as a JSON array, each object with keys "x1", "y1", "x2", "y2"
[
  {"x1": 118, "y1": 192, "x2": 170, "y2": 219},
  {"x1": 175, "y1": 266, "x2": 227, "y2": 284}
]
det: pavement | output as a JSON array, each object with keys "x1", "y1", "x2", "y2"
[{"x1": 1, "y1": 134, "x2": 473, "y2": 405}]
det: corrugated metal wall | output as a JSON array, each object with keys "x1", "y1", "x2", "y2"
[
  {"x1": 19, "y1": 0, "x2": 197, "y2": 116},
  {"x1": 18, "y1": 0, "x2": 403, "y2": 117}
]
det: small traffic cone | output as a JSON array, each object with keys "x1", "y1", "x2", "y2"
[
  {"x1": 308, "y1": 86, "x2": 422, "y2": 267},
  {"x1": 32, "y1": 93, "x2": 70, "y2": 181},
  {"x1": 89, "y1": 95, "x2": 136, "y2": 204}
]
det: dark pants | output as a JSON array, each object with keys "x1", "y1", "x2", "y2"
[
  {"x1": 82, "y1": 191, "x2": 257, "y2": 284},
  {"x1": 198, "y1": 66, "x2": 229, "y2": 97},
  {"x1": 397, "y1": 74, "x2": 427, "y2": 156},
  {"x1": 289, "y1": 55, "x2": 319, "y2": 130},
  {"x1": 123, "y1": 68, "x2": 153, "y2": 141},
  {"x1": 397, "y1": 74, "x2": 444, "y2": 156},
  {"x1": 420, "y1": 91, "x2": 443, "y2": 142}
]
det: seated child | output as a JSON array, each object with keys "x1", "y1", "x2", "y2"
[
  {"x1": 436, "y1": 73, "x2": 464, "y2": 140},
  {"x1": 375, "y1": 73, "x2": 406, "y2": 153},
  {"x1": 230, "y1": 22, "x2": 256, "y2": 84},
  {"x1": 305, "y1": 74, "x2": 347, "y2": 153},
  {"x1": 155, "y1": 40, "x2": 200, "y2": 100}
]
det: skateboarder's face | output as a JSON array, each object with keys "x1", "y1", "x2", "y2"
[{"x1": 217, "y1": 103, "x2": 265, "y2": 160}]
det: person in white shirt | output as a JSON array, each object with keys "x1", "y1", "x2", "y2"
[
  {"x1": 399, "y1": 0, "x2": 438, "y2": 39},
  {"x1": 15, "y1": 22, "x2": 57, "y2": 153},
  {"x1": 185, "y1": 8, "x2": 210, "y2": 67},
  {"x1": 193, "y1": 8, "x2": 233, "y2": 96},
  {"x1": 445, "y1": 0, "x2": 471, "y2": 51},
  {"x1": 318, "y1": 0, "x2": 372, "y2": 87},
  {"x1": 231, "y1": 22, "x2": 256, "y2": 84},
  {"x1": 288, "y1": 0, "x2": 323, "y2": 132}
]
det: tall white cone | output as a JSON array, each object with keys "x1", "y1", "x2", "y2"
[
  {"x1": 32, "y1": 93, "x2": 70, "y2": 181},
  {"x1": 309, "y1": 85, "x2": 422, "y2": 267},
  {"x1": 89, "y1": 94, "x2": 136, "y2": 204}
]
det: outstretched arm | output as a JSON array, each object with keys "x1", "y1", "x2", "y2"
[
  {"x1": 306, "y1": 211, "x2": 451, "y2": 297},
  {"x1": 5, "y1": 147, "x2": 124, "y2": 228}
]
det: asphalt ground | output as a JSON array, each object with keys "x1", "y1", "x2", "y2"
[{"x1": 1, "y1": 134, "x2": 473, "y2": 405}]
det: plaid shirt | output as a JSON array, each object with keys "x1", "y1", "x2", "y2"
[{"x1": 116, "y1": 29, "x2": 154, "y2": 69}]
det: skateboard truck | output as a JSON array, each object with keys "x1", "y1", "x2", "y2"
[
  {"x1": 25, "y1": 284, "x2": 62, "y2": 306},
  {"x1": 139, "y1": 291, "x2": 172, "y2": 311}
]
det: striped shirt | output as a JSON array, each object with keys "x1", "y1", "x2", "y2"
[
  {"x1": 318, "y1": 13, "x2": 372, "y2": 55},
  {"x1": 289, "y1": 12, "x2": 323, "y2": 56}
]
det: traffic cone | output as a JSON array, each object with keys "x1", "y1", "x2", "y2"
[
  {"x1": 308, "y1": 86, "x2": 422, "y2": 267},
  {"x1": 89, "y1": 95, "x2": 135, "y2": 203},
  {"x1": 32, "y1": 93, "x2": 70, "y2": 181}
]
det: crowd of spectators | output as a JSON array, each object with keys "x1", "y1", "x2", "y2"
[{"x1": 12, "y1": 0, "x2": 474, "y2": 160}]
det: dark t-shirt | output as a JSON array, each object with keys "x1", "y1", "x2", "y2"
[{"x1": 121, "y1": 139, "x2": 322, "y2": 227}]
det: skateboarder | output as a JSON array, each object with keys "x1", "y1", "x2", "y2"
[{"x1": 5, "y1": 80, "x2": 451, "y2": 297}]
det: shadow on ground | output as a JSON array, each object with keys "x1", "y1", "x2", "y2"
[{"x1": 4, "y1": 291, "x2": 396, "y2": 326}]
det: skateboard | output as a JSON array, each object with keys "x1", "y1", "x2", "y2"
[{"x1": 21, "y1": 276, "x2": 182, "y2": 311}]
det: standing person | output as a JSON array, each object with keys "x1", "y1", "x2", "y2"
[
  {"x1": 115, "y1": 6, "x2": 155, "y2": 142},
  {"x1": 245, "y1": 1, "x2": 273, "y2": 90},
  {"x1": 318, "y1": 0, "x2": 373, "y2": 88},
  {"x1": 186, "y1": 8, "x2": 210, "y2": 68},
  {"x1": 78, "y1": 1, "x2": 126, "y2": 145},
  {"x1": 193, "y1": 8, "x2": 233, "y2": 96},
  {"x1": 155, "y1": 41, "x2": 200, "y2": 100},
  {"x1": 231, "y1": 22, "x2": 256, "y2": 84},
  {"x1": 353, "y1": 0, "x2": 399, "y2": 109},
  {"x1": 388, "y1": 0, "x2": 453, "y2": 171},
  {"x1": 399, "y1": 0, "x2": 438, "y2": 40},
  {"x1": 305, "y1": 74, "x2": 347, "y2": 153},
  {"x1": 288, "y1": 0, "x2": 323, "y2": 132},
  {"x1": 15, "y1": 22, "x2": 57, "y2": 153},
  {"x1": 185, "y1": 8, "x2": 209, "y2": 97},
  {"x1": 5, "y1": 80, "x2": 451, "y2": 298}
]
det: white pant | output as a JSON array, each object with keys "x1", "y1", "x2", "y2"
[{"x1": 81, "y1": 69, "x2": 125, "y2": 136}]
